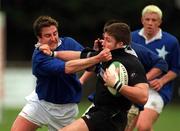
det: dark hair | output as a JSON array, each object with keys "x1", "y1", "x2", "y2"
[
  {"x1": 104, "y1": 19, "x2": 122, "y2": 30},
  {"x1": 33, "y1": 16, "x2": 59, "y2": 37},
  {"x1": 103, "y1": 22, "x2": 131, "y2": 45}
]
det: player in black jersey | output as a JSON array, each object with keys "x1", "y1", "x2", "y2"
[{"x1": 59, "y1": 22, "x2": 149, "y2": 131}]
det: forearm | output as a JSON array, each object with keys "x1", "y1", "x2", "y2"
[
  {"x1": 39, "y1": 44, "x2": 81, "y2": 61},
  {"x1": 65, "y1": 55, "x2": 101, "y2": 74},
  {"x1": 54, "y1": 51, "x2": 81, "y2": 61},
  {"x1": 159, "y1": 70, "x2": 177, "y2": 85},
  {"x1": 120, "y1": 83, "x2": 149, "y2": 104},
  {"x1": 146, "y1": 67, "x2": 162, "y2": 81}
]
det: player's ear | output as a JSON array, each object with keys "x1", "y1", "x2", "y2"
[
  {"x1": 117, "y1": 41, "x2": 124, "y2": 47},
  {"x1": 37, "y1": 36, "x2": 42, "y2": 43}
]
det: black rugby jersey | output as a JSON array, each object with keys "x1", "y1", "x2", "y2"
[{"x1": 94, "y1": 48, "x2": 147, "y2": 112}]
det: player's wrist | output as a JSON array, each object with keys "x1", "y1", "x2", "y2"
[
  {"x1": 113, "y1": 80, "x2": 122, "y2": 92},
  {"x1": 50, "y1": 51, "x2": 57, "y2": 57}
]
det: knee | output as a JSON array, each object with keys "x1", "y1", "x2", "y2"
[{"x1": 136, "y1": 122, "x2": 152, "y2": 131}]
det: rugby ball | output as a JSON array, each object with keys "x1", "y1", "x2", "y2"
[{"x1": 107, "y1": 61, "x2": 128, "y2": 96}]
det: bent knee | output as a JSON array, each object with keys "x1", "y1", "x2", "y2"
[{"x1": 136, "y1": 123, "x2": 152, "y2": 131}]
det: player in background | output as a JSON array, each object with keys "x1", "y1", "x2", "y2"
[{"x1": 131, "y1": 5, "x2": 180, "y2": 131}]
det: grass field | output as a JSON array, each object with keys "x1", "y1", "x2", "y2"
[{"x1": 1, "y1": 100, "x2": 180, "y2": 131}]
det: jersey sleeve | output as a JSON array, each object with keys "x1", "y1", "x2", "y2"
[
  {"x1": 132, "y1": 42, "x2": 168, "y2": 73},
  {"x1": 32, "y1": 50, "x2": 66, "y2": 76}
]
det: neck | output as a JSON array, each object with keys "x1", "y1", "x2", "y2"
[{"x1": 144, "y1": 28, "x2": 160, "y2": 40}]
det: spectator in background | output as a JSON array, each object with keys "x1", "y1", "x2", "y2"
[
  {"x1": 131, "y1": 4, "x2": 180, "y2": 131},
  {"x1": 11, "y1": 15, "x2": 111, "y2": 131}
]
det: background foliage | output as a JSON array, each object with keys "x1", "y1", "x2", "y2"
[{"x1": 2, "y1": 0, "x2": 180, "y2": 61}]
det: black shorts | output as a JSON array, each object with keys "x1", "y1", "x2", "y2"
[{"x1": 82, "y1": 106, "x2": 127, "y2": 131}]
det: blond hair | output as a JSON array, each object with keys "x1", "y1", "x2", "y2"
[{"x1": 142, "y1": 5, "x2": 162, "y2": 19}]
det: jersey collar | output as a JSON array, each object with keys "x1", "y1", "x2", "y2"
[{"x1": 138, "y1": 28, "x2": 162, "y2": 44}]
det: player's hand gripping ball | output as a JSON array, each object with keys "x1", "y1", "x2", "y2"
[{"x1": 107, "y1": 61, "x2": 128, "y2": 96}]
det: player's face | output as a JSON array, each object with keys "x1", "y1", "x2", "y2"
[
  {"x1": 38, "y1": 25, "x2": 59, "y2": 50},
  {"x1": 141, "y1": 12, "x2": 162, "y2": 37},
  {"x1": 102, "y1": 32, "x2": 120, "y2": 50}
]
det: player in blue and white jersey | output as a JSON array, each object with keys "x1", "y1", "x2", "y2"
[
  {"x1": 11, "y1": 15, "x2": 112, "y2": 131},
  {"x1": 131, "y1": 5, "x2": 180, "y2": 131}
]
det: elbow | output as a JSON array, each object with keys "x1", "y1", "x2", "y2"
[
  {"x1": 139, "y1": 91, "x2": 148, "y2": 105},
  {"x1": 141, "y1": 95, "x2": 148, "y2": 105},
  {"x1": 137, "y1": 96, "x2": 148, "y2": 105},
  {"x1": 139, "y1": 84, "x2": 149, "y2": 105}
]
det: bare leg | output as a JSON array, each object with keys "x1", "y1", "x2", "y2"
[
  {"x1": 136, "y1": 108, "x2": 159, "y2": 131},
  {"x1": 11, "y1": 115, "x2": 40, "y2": 131},
  {"x1": 124, "y1": 115, "x2": 139, "y2": 131},
  {"x1": 60, "y1": 118, "x2": 89, "y2": 131},
  {"x1": 124, "y1": 104, "x2": 139, "y2": 131}
]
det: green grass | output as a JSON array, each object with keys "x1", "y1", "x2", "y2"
[
  {"x1": 0, "y1": 101, "x2": 180, "y2": 131},
  {"x1": 154, "y1": 103, "x2": 180, "y2": 130},
  {"x1": 0, "y1": 100, "x2": 91, "y2": 131}
]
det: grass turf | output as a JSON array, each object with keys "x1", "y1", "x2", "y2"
[{"x1": 1, "y1": 101, "x2": 180, "y2": 131}]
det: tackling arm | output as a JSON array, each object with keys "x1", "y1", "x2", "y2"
[
  {"x1": 39, "y1": 44, "x2": 81, "y2": 61},
  {"x1": 65, "y1": 48, "x2": 112, "y2": 74}
]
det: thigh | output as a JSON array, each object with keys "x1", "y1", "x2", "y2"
[
  {"x1": 136, "y1": 108, "x2": 159, "y2": 128},
  {"x1": 60, "y1": 118, "x2": 89, "y2": 131},
  {"x1": 136, "y1": 89, "x2": 163, "y2": 128},
  {"x1": 11, "y1": 115, "x2": 39, "y2": 131},
  {"x1": 125, "y1": 105, "x2": 140, "y2": 131}
]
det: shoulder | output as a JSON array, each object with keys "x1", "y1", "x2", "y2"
[
  {"x1": 60, "y1": 36, "x2": 77, "y2": 43},
  {"x1": 131, "y1": 30, "x2": 141, "y2": 35},
  {"x1": 60, "y1": 36, "x2": 79, "y2": 45},
  {"x1": 131, "y1": 42, "x2": 145, "y2": 50},
  {"x1": 60, "y1": 37, "x2": 84, "y2": 50},
  {"x1": 162, "y1": 31, "x2": 179, "y2": 43}
]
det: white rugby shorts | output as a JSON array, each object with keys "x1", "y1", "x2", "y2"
[
  {"x1": 19, "y1": 97, "x2": 78, "y2": 131},
  {"x1": 144, "y1": 88, "x2": 164, "y2": 114}
]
